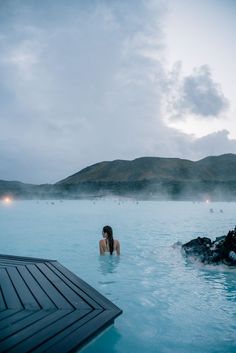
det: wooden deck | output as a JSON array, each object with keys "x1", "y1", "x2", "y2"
[{"x1": 0, "y1": 254, "x2": 122, "y2": 353}]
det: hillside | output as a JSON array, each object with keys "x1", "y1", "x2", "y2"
[
  {"x1": 0, "y1": 180, "x2": 55, "y2": 199},
  {"x1": 57, "y1": 154, "x2": 236, "y2": 184},
  {"x1": 56, "y1": 157, "x2": 196, "y2": 184},
  {"x1": 53, "y1": 154, "x2": 236, "y2": 200},
  {"x1": 1, "y1": 154, "x2": 236, "y2": 200},
  {"x1": 195, "y1": 154, "x2": 236, "y2": 181}
]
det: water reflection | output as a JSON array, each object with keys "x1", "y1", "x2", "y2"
[
  {"x1": 198, "y1": 266, "x2": 236, "y2": 303},
  {"x1": 98, "y1": 256, "x2": 120, "y2": 276},
  {"x1": 80, "y1": 327, "x2": 122, "y2": 353}
]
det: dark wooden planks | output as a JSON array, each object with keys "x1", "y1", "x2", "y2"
[
  {"x1": 51, "y1": 261, "x2": 122, "y2": 310},
  {"x1": 0, "y1": 254, "x2": 54, "y2": 263},
  {"x1": 16, "y1": 266, "x2": 56, "y2": 309},
  {"x1": 0, "y1": 286, "x2": 6, "y2": 310},
  {"x1": 0, "y1": 254, "x2": 122, "y2": 353},
  {"x1": 0, "y1": 310, "x2": 52, "y2": 346},
  {"x1": 4, "y1": 310, "x2": 94, "y2": 353},
  {"x1": 25, "y1": 264, "x2": 73, "y2": 309},
  {"x1": 36, "y1": 310, "x2": 119, "y2": 353},
  {"x1": 0, "y1": 310, "x2": 36, "y2": 331},
  {"x1": 31, "y1": 310, "x2": 102, "y2": 353},
  {"x1": 1, "y1": 310, "x2": 69, "y2": 352},
  {"x1": 0, "y1": 269, "x2": 23, "y2": 310},
  {"x1": 46, "y1": 262, "x2": 103, "y2": 309},
  {"x1": 0, "y1": 310, "x2": 20, "y2": 322},
  {"x1": 35, "y1": 263, "x2": 91, "y2": 310},
  {"x1": 6, "y1": 267, "x2": 41, "y2": 310}
]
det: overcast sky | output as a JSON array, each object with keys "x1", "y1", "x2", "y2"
[{"x1": 0, "y1": 0, "x2": 236, "y2": 183}]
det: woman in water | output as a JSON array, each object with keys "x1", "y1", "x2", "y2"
[{"x1": 99, "y1": 225, "x2": 120, "y2": 255}]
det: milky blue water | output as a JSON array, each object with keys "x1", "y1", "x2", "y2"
[{"x1": 1, "y1": 200, "x2": 236, "y2": 353}]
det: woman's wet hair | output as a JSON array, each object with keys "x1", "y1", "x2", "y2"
[{"x1": 103, "y1": 225, "x2": 114, "y2": 255}]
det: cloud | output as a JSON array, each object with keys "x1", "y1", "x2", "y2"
[
  {"x1": 0, "y1": 0, "x2": 235, "y2": 183},
  {"x1": 165, "y1": 63, "x2": 229, "y2": 120},
  {"x1": 182, "y1": 66, "x2": 229, "y2": 116},
  {"x1": 0, "y1": 0, "x2": 168, "y2": 182},
  {"x1": 193, "y1": 129, "x2": 236, "y2": 158}
]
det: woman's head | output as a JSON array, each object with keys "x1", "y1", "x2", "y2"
[
  {"x1": 102, "y1": 225, "x2": 113, "y2": 239},
  {"x1": 102, "y1": 225, "x2": 114, "y2": 255}
]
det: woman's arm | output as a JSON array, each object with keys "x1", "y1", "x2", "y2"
[
  {"x1": 116, "y1": 240, "x2": 120, "y2": 256},
  {"x1": 99, "y1": 240, "x2": 105, "y2": 255}
]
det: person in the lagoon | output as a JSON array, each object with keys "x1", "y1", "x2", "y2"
[{"x1": 99, "y1": 225, "x2": 120, "y2": 255}]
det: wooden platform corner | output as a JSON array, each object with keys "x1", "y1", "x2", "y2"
[{"x1": 0, "y1": 254, "x2": 122, "y2": 353}]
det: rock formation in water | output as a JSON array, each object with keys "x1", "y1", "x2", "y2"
[{"x1": 181, "y1": 227, "x2": 236, "y2": 266}]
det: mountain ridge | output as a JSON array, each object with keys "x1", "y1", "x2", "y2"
[
  {"x1": 1, "y1": 154, "x2": 236, "y2": 200},
  {"x1": 56, "y1": 153, "x2": 236, "y2": 184}
]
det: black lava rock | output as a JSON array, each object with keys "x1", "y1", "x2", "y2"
[{"x1": 182, "y1": 227, "x2": 236, "y2": 266}]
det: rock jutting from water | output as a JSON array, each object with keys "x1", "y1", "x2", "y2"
[{"x1": 181, "y1": 227, "x2": 236, "y2": 266}]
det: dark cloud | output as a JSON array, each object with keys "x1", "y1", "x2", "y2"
[
  {"x1": 166, "y1": 64, "x2": 229, "y2": 120},
  {"x1": 181, "y1": 66, "x2": 229, "y2": 116}
]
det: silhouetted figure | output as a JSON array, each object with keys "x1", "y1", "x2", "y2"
[{"x1": 99, "y1": 225, "x2": 120, "y2": 256}]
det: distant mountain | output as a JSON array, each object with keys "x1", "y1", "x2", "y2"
[
  {"x1": 1, "y1": 154, "x2": 236, "y2": 200},
  {"x1": 53, "y1": 154, "x2": 236, "y2": 200},
  {"x1": 0, "y1": 180, "x2": 55, "y2": 199},
  {"x1": 56, "y1": 157, "x2": 195, "y2": 183},
  {"x1": 57, "y1": 154, "x2": 236, "y2": 184},
  {"x1": 195, "y1": 154, "x2": 236, "y2": 181}
]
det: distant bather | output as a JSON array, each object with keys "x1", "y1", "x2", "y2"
[{"x1": 99, "y1": 225, "x2": 120, "y2": 256}]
